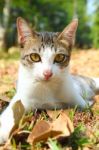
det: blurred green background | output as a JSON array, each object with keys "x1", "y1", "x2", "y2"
[{"x1": 0, "y1": 0, "x2": 99, "y2": 52}]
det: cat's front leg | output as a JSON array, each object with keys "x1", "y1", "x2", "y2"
[
  {"x1": 0, "y1": 94, "x2": 24, "y2": 144},
  {"x1": 70, "y1": 90, "x2": 93, "y2": 109}
]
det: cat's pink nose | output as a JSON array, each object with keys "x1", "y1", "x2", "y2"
[{"x1": 43, "y1": 70, "x2": 53, "y2": 80}]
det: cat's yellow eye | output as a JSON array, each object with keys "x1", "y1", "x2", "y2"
[
  {"x1": 54, "y1": 54, "x2": 66, "y2": 63},
  {"x1": 30, "y1": 53, "x2": 41, "y2": 62}
]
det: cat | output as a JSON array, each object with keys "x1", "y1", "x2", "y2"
[{"x1": 0, "y1": 17, "x2": 99, "y2": 144}]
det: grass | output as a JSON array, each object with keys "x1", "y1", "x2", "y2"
[
  {"x1": 48, "y1": 139, "x2": 62, "y2": 150},
  {"x1": 0, "y1": 48, "x2": 20, "y2": 60}
]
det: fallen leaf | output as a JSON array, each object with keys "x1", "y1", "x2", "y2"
[
  {"x1": 27, "y1": 111, "x2": 74, "y2": 145},
  {"x1": 12, "y1": 100, "x2": 25, "y2": 125},
  {"x1": 27, "y1": 120, "x2": 62, "y2": 144},
  {"x1": 82, "y1": 147, "x2": 90, "y2": 150},
  {"x1": 52, "y1": 111, "x2": 74, "y2": 137},
  {"x1": 10, "y1": 100, "x2": 25, "y2": 135},
  {"x1": 47, "y1": 110, "x2": 62, "y2": 120},
  {"x1": 0, "y1": 95, "x2": 10, "y2": 102},
  {"x1": 0, "y1": 139, "x2": 11, "y2": 150}
]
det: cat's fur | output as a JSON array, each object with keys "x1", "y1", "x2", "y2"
[{"x1": 0, "y1": 17, "x2": 99, "y2": 144}]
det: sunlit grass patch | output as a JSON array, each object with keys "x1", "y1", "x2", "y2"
[{"x1": 0, "y1": 47, "x2": 20, "y2": 60}]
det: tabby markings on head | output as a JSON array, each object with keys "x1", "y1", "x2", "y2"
[{"x1": 17, "y1": 17, "x2": 78, "y2": 68}]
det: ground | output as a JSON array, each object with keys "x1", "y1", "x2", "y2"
[{"x1": 0, "y1": 48, "x2": 99, "y2": 150}]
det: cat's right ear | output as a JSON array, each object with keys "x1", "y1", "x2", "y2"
[{"x1": 17, "y1": 17, "x2": 33, "y2": 45}]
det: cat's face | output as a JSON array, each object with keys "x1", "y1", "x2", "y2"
[{"x1": 17, "y1": 17, "x2": 78, "y2": 81}]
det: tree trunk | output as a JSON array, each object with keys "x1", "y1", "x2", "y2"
[
  {"x1": 73, "y1": 0, "x2": 78, "y2": 19},
  {"x1": 0, "y1": 0, "x2": 11, "y2": 51}
]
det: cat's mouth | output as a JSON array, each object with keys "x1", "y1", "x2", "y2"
[{"x1": 35, "y1": 77, "x2": 53, "y2": 82}]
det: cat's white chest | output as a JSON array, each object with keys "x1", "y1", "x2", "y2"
[
  {"x1": 32, "y1": 80, "x2": 62, "y2": 102},
  {"x1": 17, "y1": 76, "x2": 62, "y2": 110},
  {"x1": 16, "y1": 64, "x2": 74, "y2": 110}
]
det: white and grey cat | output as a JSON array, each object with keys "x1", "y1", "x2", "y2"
[{"x1": 0, "y1": 17, "x2": 99, "y2": 144}]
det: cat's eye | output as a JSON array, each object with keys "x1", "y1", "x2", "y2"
[
  {"x1": 54, "y1": 54, "x2": 66, "y2": 63},
  {"x1": 30, "y1": 53, "x2": 41, "y2": 62}
]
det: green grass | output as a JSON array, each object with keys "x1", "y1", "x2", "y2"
[
  {"x1": 0, "y1": 50, "x2": 19, "y2": 60},
  {"x1": 48, "y1": 139, "x2": 62, "y2": 150}
]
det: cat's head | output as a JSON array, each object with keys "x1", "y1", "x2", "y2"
[{"x1": 17, "y1": 17, "x2": 78, "y2": 81}]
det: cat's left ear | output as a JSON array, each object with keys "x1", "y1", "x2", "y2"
[{"x1": 57, "y1": 19, "x2": 78, "y2": 47}]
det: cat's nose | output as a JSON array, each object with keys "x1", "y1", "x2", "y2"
[{"x1": 43, "y1": 70, "x2": 53, "y2": 80}]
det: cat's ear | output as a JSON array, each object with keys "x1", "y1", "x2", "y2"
[
  {"x1": 57, "y1": 19, "x2": 78, "y2": 47},
  {"x1": 17, "y1": 17, "x2": 33, "y2": 45}
]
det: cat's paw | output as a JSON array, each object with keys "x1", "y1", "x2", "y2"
[
  {"x1": 0, "y1": 118, "x2": 14, "y2": 144},
  {"x1": 0, "y1": 127, "x2": 9, "y2": 144},
  {"x1": 0, "y1": 117, "x2": 14, "y2": 144},
  {"x1": 0, "y1": 110, "x2": 14, "y2": 144}
]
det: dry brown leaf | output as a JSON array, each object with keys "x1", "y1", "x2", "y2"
[
  {"x1": 65, "y1": 148, "x2": 72, "y2": 150},
  {"x1": 0, "y1": 139, "x2": 11, "y2": 150},
  {"x1": 12, "y1": 100, "x2": 25, "y2": 125},
  {"x1": 52, "y1": 111, "x2": 74, "y2": 137},
  {"x1": 10, "y1": 100, "x2": 25, "y2": 135},
  {"x1": 0, "y1": 95, "x2": 10, "y2": 102},
  {"x1": 27, "y1": 112, "x2": 74, "y2": 145},
  {"x1": 47, "y1": 110, "x2": 62, "y2": 120},
  {"x1": 27, "y1": 120, "x2": 62, "y2": 144},
  {"x1": 82, "y1": 147, "x2": 90, "y2": 150}
]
